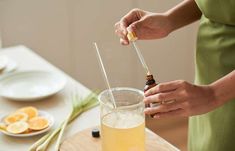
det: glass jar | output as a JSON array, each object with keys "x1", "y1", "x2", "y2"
[{"x1": 98, "y1": 87, "x2": 145, "y2": 151}]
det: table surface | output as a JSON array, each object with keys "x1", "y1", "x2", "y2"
[{"x1": 0, "y1": 46, "x2": 179, "y2": 151}]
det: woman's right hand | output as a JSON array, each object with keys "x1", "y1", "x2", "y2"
[{"x1": 114, "y1": 8, "x2": 173, "y2": 45}]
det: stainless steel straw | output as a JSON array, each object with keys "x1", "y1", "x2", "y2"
[{"x1": 93, "y1": 42, "x2": 117, "y2": 108}]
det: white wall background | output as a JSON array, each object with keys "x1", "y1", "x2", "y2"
[{"x1": 0, "y1": 0, "x2": 199, "y2": 90}]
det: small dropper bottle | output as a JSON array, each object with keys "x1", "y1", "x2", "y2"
[
  {"x1": 144, "y1": 73, "x2": 157, "y2": 93},
  {"x1": 144, "y1": 74, "x2": 158, "y2": 118}
]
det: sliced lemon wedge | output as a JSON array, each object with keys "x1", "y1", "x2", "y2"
[
  {"x1": 6, "y1": 121, "x2": 29, "y2": 134},
  {"x1": 0, "y1": 123, "x2": 7, "y2": 131}
]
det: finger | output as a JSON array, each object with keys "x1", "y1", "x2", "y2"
[
  {"x1": 144, "y1": 101, "x2": 182, "y2": 115},
  {"x1": 120, "y1": 9, "x2": 144, "y2": 38},
  {"x1": 121, "y1": 9, "x2": 141, "y2": 28},
  {"x1": 119, "y1": 17, "x2": 132, "y2": 38},
  {"x1": 145, "y1": 80, "x2": 183, "y2": 97},
  {"x1": 144, "y1": 91, "x2": 178, "y2": 104},
  {"x1": 115, "y1": 29, "x2": 129, "y2": 41},
  {"x1": 127, "y1": 20, "x2": 143, "y2": 39},
  {"x1": 115, "y1": 23, "x2": 128, "y2": 40},
  {"x1": 120, "y1": 38, "x2": 129, "y2": 45},
  {"x1": 153, "y1": 109, "x2": 184, "y2": 119},
  {"x1": 120, "y1": 21, "x2": 128, "y2": 35}
]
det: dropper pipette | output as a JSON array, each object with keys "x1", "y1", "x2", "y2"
[
  {"x1": 132, "y1": 42, "x2": 150, "y2": 75},
  {"x1": 127, "y1": 32, "x2": 151, "y2": 75}
]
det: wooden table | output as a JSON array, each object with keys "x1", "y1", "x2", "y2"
[{"x1": 0, "y1": 46, "x2": 180, "y2": 151}]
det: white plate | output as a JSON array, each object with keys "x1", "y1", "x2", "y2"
[
  {"x1": 0, "y1": 56, "x2": 8, "y2": 71},
  {"x1": 0, "y1": 111, "x2": 54, "y2": 137},
  {"x1": 0, "y1": 71, "x2": 66, "y2": 101},
  {"x1": 1, "y1": 58, "x2": 18, "y2": 74}
]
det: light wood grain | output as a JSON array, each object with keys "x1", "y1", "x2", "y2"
[{"x1": 60, "y1": 127, "x2": 180, "y2": 151}]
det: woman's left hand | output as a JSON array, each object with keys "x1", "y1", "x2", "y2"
[{"x1": 144, "y1": 80, "x2": 218, "y2": 119}]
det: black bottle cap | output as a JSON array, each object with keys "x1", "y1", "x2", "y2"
[
  {"x1": 91, "y1": 128, "x2": 100, "y2": 138},
  {"x1": 146, "y1": 79, "x2": 156, "y2": 85}
]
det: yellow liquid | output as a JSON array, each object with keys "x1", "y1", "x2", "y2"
[{"x1": 101, "y1": 112, "x2": 145, "y2": 151}]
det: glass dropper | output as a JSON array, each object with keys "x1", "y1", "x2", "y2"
[{"x1": 127, "y1": 32, "x2": 151, "y2": 75}]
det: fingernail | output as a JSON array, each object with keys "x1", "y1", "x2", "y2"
[
  {"x1": 144, "y1": 108, "x2": 151, "y2": 114},
  {"x1": 144, "y1": 92, "x2": 147, "y2": 96},
  {"x1": 143, "y1": 98, "x2": 148, "y2": 103},
  {"x1": 144, "y1": 93, "x2": 148, "y2": 97},
  {"x1": 127, "y1": 26, "x2": 132, "y2": 33},
  {"x1": 144, "y1": 109, "x2": 148, "y2": 114},
  {"x1": 122, "y1": 40, "x2": 129, "y2": 45},
  {"x1": 153, "y1": 115, "x2": 160, "y2": 119},
  {"x1": 120, "y1": 39, "x2": 128, "y2": 45},
  {"x1": 123, "y1": 30, "x2": 127, "y2": 35},
  {"x1": 144, "y1": 90, "x2": 151, "y2": 96}
]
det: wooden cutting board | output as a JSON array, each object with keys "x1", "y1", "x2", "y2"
[{"x1": 60, "y1": 127, "x2": 180, "y2": 151}]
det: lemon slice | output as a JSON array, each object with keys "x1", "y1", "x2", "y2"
[
  {"x1": 6, "y1": 121, "x2": 29, "y2": 134},
  {"x1": 17, "y1": 106, "x2": 38, "y2": 119},
  {"x1": 22, "y1": 128, "x2": 33, "y2": 134},
  {"x1": 4, "y1": 112, "x2": 28, "y2": 125},
  {"x1": 0, "y1": 123, "x2": 7, "y2": 131},
  {"x1": 28, "y1": 117, "x2": 49, "y2": 131}
]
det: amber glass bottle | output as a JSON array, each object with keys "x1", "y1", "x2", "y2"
[
  {"x1": 144, "y1": 74, "x2": 157, "y2": 117},
  {"x1": 144, "y1": 74, "x2": 157, "y2": 92}
]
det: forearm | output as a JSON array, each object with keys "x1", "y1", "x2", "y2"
[
  {"x1": 165, "y1": 0, "x2": 202, "y2": 32},
  {"x1": 210, "y1": 70, "x2": 235, "y2": 106}
]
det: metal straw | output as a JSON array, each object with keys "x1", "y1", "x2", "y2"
[{"x1": 93, "y1": 42, "x2": 117, "y2": 108}]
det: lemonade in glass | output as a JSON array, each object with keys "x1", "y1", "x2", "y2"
[{"x1": 98, "y1": 87, "x2": 145, "y2": 151}]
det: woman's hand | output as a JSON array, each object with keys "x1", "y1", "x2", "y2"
[
  {"x1": 144, "y1": 80, "x2": 218, "y2": 119},
  {"x1": 114, "y1": 8, "x2": 173, "y2": 45}
]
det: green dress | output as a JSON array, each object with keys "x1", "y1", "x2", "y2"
[{"x1": 189, "y1": 0, "x2": 235, "y2": 151}]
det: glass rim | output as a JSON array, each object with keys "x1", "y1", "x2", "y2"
[{"x1": 98, "y1": 87, "x2": 144, "y2": 109}]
